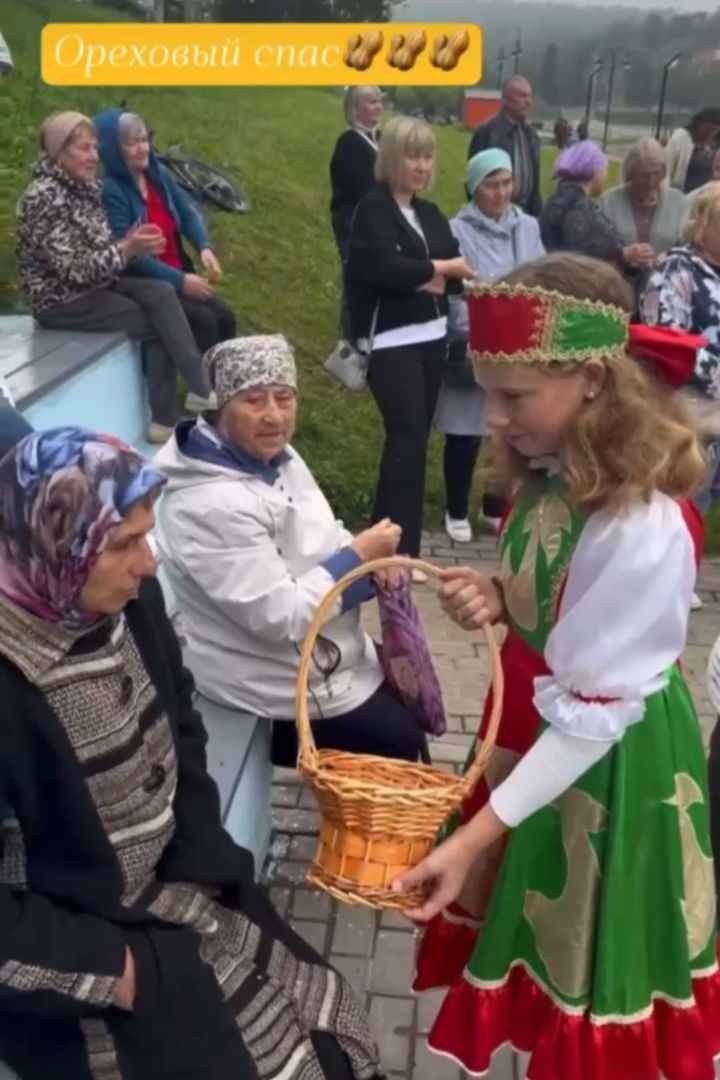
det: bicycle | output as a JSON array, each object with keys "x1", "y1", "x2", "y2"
[{"x1": 158, "y1": 144, "x2": 251, "y2": 214}]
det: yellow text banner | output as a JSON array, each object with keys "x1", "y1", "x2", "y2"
[{"x1": 42, "y1": 22, "x2": 482, "y2": 86}]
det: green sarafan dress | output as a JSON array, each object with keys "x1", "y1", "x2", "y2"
[{"x1": 415, "y1": 471, "x2": 720, "y2": 1080}]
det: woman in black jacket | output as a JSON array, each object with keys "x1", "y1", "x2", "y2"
[
  {"x1": 346, "y1": 116, "x2": 473, "y2": 566},
  {"x1": 329, "y1": 86, "x2": 383, "y2": 256},
  {"x1": 0, "y1": 426, "x2": 381, "y2": 1080}
]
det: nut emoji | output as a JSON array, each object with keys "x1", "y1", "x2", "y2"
[
  {"x1": 387, "y1": 28, "x2": 427, "y2": 70},
  {"x1": 404, "y1": 29, "x2": 427, "y2": 57},
  {"x1": 430, "y1": 29, "x2": 470, "y2": 70},
  {"x1": 387, "y1": 32, "x2": 405, "y2": 67},
  {"x1": 430, "y1": 33, "x2": 448, "y2": 67},
  {"x1": 447, "y1": 29, "x2": 470, "y2": 59},
  {"x1": 434, "y1": 47, "x2": 457, "y2": 71},
  {"x1": 344, "y1": 29, "x2": 384, "y2": 71},
  {"x1": 392, "y1": 45, "x2": 416, "y2": 71},
  {"x1": 343, "y1": 33, "x2": 362, "y2": 66}
]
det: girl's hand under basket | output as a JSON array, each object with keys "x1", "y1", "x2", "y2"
[
  {"x1": 392, "y1": 805, "x2": 507, "y2": 922},
  {"x1": 439, "y1": 567, "x2": 504, "y2": 630}
]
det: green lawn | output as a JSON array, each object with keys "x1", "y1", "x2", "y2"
[{"x1": 0, "y1": 0, "x2": 625, "y2": 532}]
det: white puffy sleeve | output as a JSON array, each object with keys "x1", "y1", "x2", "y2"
[{"x1": 490, "y1": 494, "x2": 695, "y2": 827}]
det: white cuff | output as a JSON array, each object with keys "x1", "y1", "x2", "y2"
[
  {"x1": 533, "y1": 675, "x2": 653, "y2": 742},
  {"x1": 489, "y1": 725, "x2": 615, "y2": 827}
]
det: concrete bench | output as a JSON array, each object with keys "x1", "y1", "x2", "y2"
[{"x1": 0, "y1": 315, "x2": 151, "y2": 452}]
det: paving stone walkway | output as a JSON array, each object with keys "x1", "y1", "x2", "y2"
[{"x1": 263, "y1": 532, "x2": 720, "y2": 1080}]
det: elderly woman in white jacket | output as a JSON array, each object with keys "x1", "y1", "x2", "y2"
[
  {"x1": 154, "y1": 334, "x2": 427, "y2": 766},
  {"x1": 436, "y1": 148, "x2": 545, "y2": 543}
]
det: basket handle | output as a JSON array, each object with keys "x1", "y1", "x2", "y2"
[{"x1": 294, "y1": 556, "x2": 504, "y2": 795}]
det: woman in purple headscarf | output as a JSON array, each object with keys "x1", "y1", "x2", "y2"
[
  {"x1": 0, "y1": 427, "x2": 382, "y2": 1080},
  {"x1": 539, "y1": 140, "x2": 653, "y2": 274}
]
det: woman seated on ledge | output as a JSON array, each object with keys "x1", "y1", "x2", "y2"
[
  {"x1": 0, "y1": 425, "x2": 382, "y2": 1080},
  {"x1": 15, "y1": 111, "x2": 214, "y2": 445},
  {"x1": 154, "y1": 334, "x2": 428, "y2": 767},
  {"x1": 95, "y1": 108, "x2": 237, "y2": 361}
]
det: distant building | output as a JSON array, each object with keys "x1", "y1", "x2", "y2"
[{"x1": 463, "y1": 88, "x2": 502, "y2": 132}]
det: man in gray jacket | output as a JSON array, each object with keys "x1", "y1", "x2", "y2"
[{"x1": 468, "y1": 76, "x2": 542, "y2": 218}]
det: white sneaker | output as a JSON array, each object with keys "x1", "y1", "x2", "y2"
[
  {"x1": 479, "y1": 513, "x2": 502, "y2": 535},
  {"x1": 412, "y1": 568, "x2": 428, "y2": 584},
  {"x1": 445, "y1": 513, "x2": 472, "y2": 543},
  {"x1": 691, "y1": 591, "x2": 703, "y2": 611},
  {"x1": 185, "y1": 391, "x2": 218, "y2": 414}
]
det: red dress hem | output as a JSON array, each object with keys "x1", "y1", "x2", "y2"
[{"x1": 425, "y1": 959, "x2": 720, "y2": 1080}]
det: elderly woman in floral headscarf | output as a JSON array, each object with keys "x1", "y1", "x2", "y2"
[
  {"x1": 0, "y1": 426, "x2": 382, "y2": 1080},
  {"x1": 154, "y1": 333, "x2": 428, "y2": 768},
  {"x1": 540, "y1": 140, "x2": 653, "y2": 274}
]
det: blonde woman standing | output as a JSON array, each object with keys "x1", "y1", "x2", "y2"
[
  {"x1": 345, "y1": 116, "x2": 473, "y2": 564},
  {"x1": 329, "y1": 85, "x2": 384, "y2": 255}
]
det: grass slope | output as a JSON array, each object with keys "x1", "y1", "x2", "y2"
[{"x1": 1, "y1": 1, "x2": 623, "y2": 529}]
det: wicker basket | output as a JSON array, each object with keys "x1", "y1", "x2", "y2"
[{"x1": 294, "y1": 556, "x2": 504, "y2": 911}]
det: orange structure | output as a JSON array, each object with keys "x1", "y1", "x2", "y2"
[{"x1": 463, "y1": 88, "x2": 502, "y2": 131}]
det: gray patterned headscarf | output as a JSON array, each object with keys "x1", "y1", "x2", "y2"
[{"x1": 203, "y1": 335, "x2": 297, "y2": 408}]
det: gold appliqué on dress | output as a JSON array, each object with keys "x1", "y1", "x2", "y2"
[
  {"x1": 501, "y1": 490, "x2": 573, "y2": 635},
  {"x1": 524, "y1": 788, "x2": 608, "y2": 999},
  {"x1": 665, "y1": 773, "x2": 716, "y2": 959}
]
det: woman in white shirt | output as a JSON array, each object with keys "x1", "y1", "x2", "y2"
[{"x1": 154, "y1": 334, "x2": 427, "y2": 766}]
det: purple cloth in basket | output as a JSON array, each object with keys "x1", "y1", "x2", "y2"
[{"x1": 376, "y1": 577, "x2": 447, "y2": 737}]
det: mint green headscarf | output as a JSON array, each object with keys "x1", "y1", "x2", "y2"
[{"x1": 466, "y1": 148, "x2": 513, "y2": 197}]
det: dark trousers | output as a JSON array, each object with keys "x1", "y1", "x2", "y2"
[
  {"x1": 270, "y1": 682, "x2": 428, "y2": 768},
  {"x1": 444, "y1": 434, "x2": 506, "y2": 522},
  {"x1": 179, "y1": 293, "x2": 237, "y2": 354},
  {"x1": 368, "y1": 339, "x2": 446, "y2": 557},
  {"x1": 36, "y1": 277, "x2": 210, "y2": 426},
  {"x1": 709, "y1": 717, "x2": 720, "y2": 925}
]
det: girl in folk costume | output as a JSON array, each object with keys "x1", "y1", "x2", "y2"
[{"x1": 394, "y1": 253, "x2": 720, "y2": 1080}]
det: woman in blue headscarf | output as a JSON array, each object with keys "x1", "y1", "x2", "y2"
[
  {"x1": 436, "y1": 148, "x2": 545, "y2": 544},
  {"x1": 0, "y1": 426, "x2": 381, "y2": 1080}
]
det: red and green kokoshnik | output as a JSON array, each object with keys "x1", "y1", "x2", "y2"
[{"x1": 464, "y1": 280, "x2": 708, "y2": 388}]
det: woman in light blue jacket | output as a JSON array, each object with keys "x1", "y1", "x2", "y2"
[{"x1": 436, "y1": 148, "x2": 545, "y2": 542}]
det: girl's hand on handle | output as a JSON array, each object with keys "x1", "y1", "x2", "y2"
[
  {"x1": 439, "y1": 567, "x2": 504, "y2": 629},
  {"x1": 391, "y1": 827, "x2": 478, "y2": 923},
  {"x1": 351, "y1": 519, "x2": 402, "y2": 562}
]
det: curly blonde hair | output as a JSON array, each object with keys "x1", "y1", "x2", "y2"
[{"x1": 486, "y1": 254, "x2": 705, "y2": 513}]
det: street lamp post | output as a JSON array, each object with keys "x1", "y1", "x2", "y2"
[
  {"x1": 495, "y1": 48, "x2": 507, "y2": 88},
  {"x1": 511, "y1": 28, "x2": 523, "y2": 74},
  {"x1": 583, "y1": 57, "x2": 603, "y2": 139},
  {"x1": 602, "y1": 52, "x2": 631, "y2": 151},
  {"x1": 655, "y1": 52, "x2": 682, "y2": 140}
]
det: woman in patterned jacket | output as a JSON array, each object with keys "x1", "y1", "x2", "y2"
[
  {"x1": 0, "y1": 426, "x2": 383, "y2": 1080},
  {"x1": 15, "y1": 112, "x2": 213, "y2": 444},
  {"x1": 641, "y1": 182, "x2": 720, "y2": 524}
]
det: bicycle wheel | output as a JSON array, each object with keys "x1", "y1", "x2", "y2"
[{"x1": 170, "y1": 156, "x2": 251, "y2": 214}]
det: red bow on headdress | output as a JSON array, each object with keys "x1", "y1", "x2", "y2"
[{"x1": 627, "y1": 325, "x2": 707, "y2": 388}]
